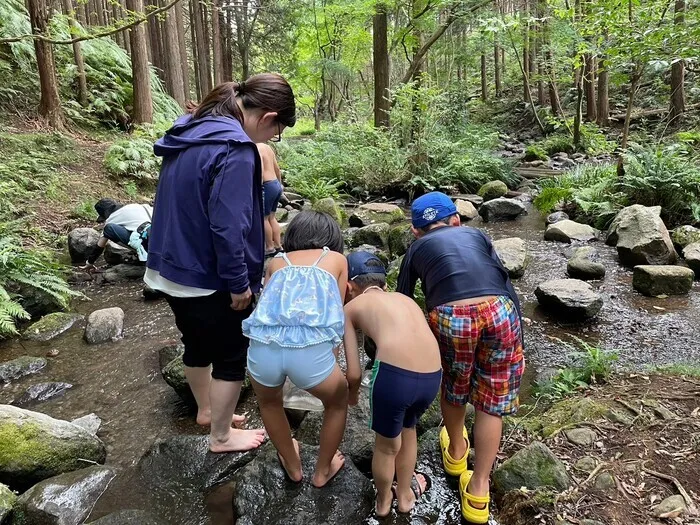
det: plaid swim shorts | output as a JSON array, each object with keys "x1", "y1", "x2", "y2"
[{"x1": 428, "y1": 296, "x2": 524, "y2": 416}]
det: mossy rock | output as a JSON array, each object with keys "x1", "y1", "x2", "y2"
[
  {"x1": 520, "y1": 397, "x2": 608, "y2": 437},
  {"x1": 0, "y1": 356, "x2": 46, "y2": 383},
  {"x1": 477, "y1": 180, "x2": 509, "y2": 202},
  {"x1": 348, "y1": 223, "x2": 390, "y2": 249},
  {"x1": 22, "y1": 313, "x2": 83, "y2": 342},
  {"x1": 671, "y1": 225, "x2": 700, "y2": 251},
  {"x1": 492, "y1": 441, "x2": 570, "y2": 497},
  {"x1": 523, "y1": 145, "x2": 549, "y2": 162},
  {"x1": 312, "y1": 197, "x2": 343, "y2": 223},
  {"x1": 0, "y1": 483, "x2": 16, "y2": 523},
  {"x1": 387, "y1": 225, "x2": 414, "y2": 258},
  {"x1": 349, "y1": 203, "x2": 405, "y2": 227}
]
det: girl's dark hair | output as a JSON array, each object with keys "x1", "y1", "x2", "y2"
[
  {"x1": 283, "y1": 211, "x2": 344, "y2": 254},
  {"x1": 187, "y1": 73, "x2": 296, "y2": 128}
]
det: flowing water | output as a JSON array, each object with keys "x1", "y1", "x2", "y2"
[{"x1": 1, "y1": 201, "x2": 699, "y2": 524}]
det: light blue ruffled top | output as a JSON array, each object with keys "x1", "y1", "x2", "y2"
[{"x1": 242, "y1": 248, "x2": 344, "y2": 348}]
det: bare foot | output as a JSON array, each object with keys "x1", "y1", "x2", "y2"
[
  {"x1": 209, "y1": 428, "x2": 265, "y2": 453},
  {"x1": 197, "y1": 410, "x2": 247, "y2": 428},
  {"x1": 375, "y1": 489, "x2": 393, "y2": 518},
  {"x1": 312, "y1": 450, "x2": 345, "y2": 488},
  {"x1": 396, "y1": 473, "x2": 428, "y2": 513},
  {"x1": 278, "y1": 438, "x2": 303, "y2": 482}
]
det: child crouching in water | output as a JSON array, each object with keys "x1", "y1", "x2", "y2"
[
  {"x1": 242, "y1": 211, "x2": 360, "y2": 487},
  {"x1": 343, "y1": 251, "x2": 441, "y2": 517}
]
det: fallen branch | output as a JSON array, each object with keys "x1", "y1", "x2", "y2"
[
  {"x1": 554, "y1": 462, "x2": 608, "y2": 519},
  {"x1": 615, "y1": 398, "x2": 642, "y2": 417},
  {"x1": 642, "y1": 465, "x2": 699, "y2": 515},
  {"x1": 609, "y1": 103, "x2": 700, "y2": 122}
]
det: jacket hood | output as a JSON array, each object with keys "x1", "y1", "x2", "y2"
[{"x1": 154, "y1": 115, "x2": 253, "y2": 157}]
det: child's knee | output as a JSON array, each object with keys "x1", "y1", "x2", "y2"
[{"x1": 375, "y1": 435, "x2": 401, "y2": 456}]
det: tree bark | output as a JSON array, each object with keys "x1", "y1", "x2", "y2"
[
  {"x1": 95, "y1": 0, "x2": 106, "y2": 25},
  {"x1": 522, "y1": 0, "x2": 530, "y2": 103},
  {"x1": 494, "y1": 40, "x2": 501, "y2": 97},
  {"x1": 224, "y1": 8, "x2": 233, "y2": 81},
  {"x1": 573, "y1": 64, "x2": 584, "y2": 149},
  {"x1": 373, "y1": 2, "x2": 390, "y2": 128},
  {"x1": 61, "y1": 0, "x2": 88, "y2": 106},
  {"x1": 596, "y1": 55, "x2": 609, "y2": 125},
  {"x1": 621, "y1": 67, "x2": 643, "y2": 150},
  {"x1": 163, "y1": 0, "x2": 186, "y2": 106},
  {"x1": 669, "y1": 0, "x2": 686, "y2": 124},
  {"x1": 126, "y1": 0, "x2": 154, "y2": 123},
  {"x1": 174, "y1": 0, "x2": 190, "y2": 99},
  {"x1": 28, "y1": 0, "x2": 65, "y2": 129},
  {"x1": 584, "y1": 53, "x2": 597, "y2": 121},
  {"x1": 189, "y1": 0, "x2": 201, "y2": 98},
  {"x1": 211, "y1": 0, "x2": 224, "y2": 85},
  {"x1": 146, "y1": 0, "x2": 164, "y2": 77},
  {"x1": 481, "y1": 52, "x2": 488, "y2": 101},
  {"x1": 191, "y1": 0, "x2": 212, "y2": 96}
]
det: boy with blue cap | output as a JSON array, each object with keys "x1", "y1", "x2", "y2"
[
  {"x1": 397, "y1": 191, "x2": 525, "y2": 523},
  {"x1": 344, "y1": 251, "x2": 441, "y2": 518}
]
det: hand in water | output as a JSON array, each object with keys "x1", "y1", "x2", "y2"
[{"x1": 230, "y1": 288, "x2": 252, "y2": 310}]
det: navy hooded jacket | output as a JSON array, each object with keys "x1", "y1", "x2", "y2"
[{"x1": 147, "y1": 114, "x2": 264, "y2": 294}]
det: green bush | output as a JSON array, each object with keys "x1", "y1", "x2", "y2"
[
  {"x1": 524, "y1": 145, "x2": 548, "y2": 161},
  {"x1": 104, "y1": 138, "x2": 161, "y2": 182}
]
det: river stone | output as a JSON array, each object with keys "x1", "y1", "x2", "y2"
[
  {"x1": 312, "y1": 197, "x2": 342, "y2": 223},
  {"x1": 275, "y1": 208, "x2": 289, "y2": 222},
  {"x1": 387, "y1": 225, "x2": 414, "y2": 258},
  {"x1": 103, "y1": 264, "x2": 146, "y2": 283},
  {"x1": 23, "y1": 313, "x2": 83, "y2": 342},
  {"x1": 283, "y1": 192, "x2": 303, "y2": 204},
  {"x1": 70, "y1": 414, "x2": 101, "y2": 435},
  {"x1": 0, "y1": 483, "x2": 15, "y2": 523},
  {"x1": 161, "y1": 356, "x2": 195, "y2": 406},
  {"x1": 671, "y1": 225, "x2": 700, "y2": 251},
  {"x1": 0, "y1": 405, "x2": 106, "y2": 491},
  {"x1": 683, "y1": 243, "x2": 700, "y2": 276},
  {"x1": 567, "y1": 258, "x2": 606, "y2": 281},
  {"x1": 103, "y1": 242, "x2": 138, "y2": 265},
  {"x1": 535, "y1": 279, "x2": 603, "y2": 319},
  {"x1": 158, "y1": 343, "x2": 184, "y2": 370},
  {"x1": 574, "y1": 456, "x2": 598, "y2": 473},
  {"x1": 455, "y1": 199, "x2": 478, "y2": 221},
  {"x1": 565, "y1": 427, "x2": 596, "y2": 446},
  {"x1": 493, "y1": 237, "x2": 528, "y2": 279},
  {"x1": 492, "y1": 441, "x2": 570, "y2": 497},
  {"x1": 653, "y1": 494, "x2": 687, "y2": 517},
  {"x1": 67, "y1": 228, "x2": 100, "y2": 264},
  {"x1": 231, "y1": 442, "x2": 374, "y2": 525},
  {"x1": 349, "y1": 203, "x2": 404, "y2": 227},
  {"x1": 594, "y1": 472, "x2": 616, "y2": 490},
  {"x1": 12, "y1": 383, "x2": 73, "y2": 407},
  {"x1": 0, "y1": 356, "x2": 47, "y2": 383},
  {"x1": 546, "y1": 211, "x2": 569, "y2": 225},
  {"x1": 478, "y1": 180, "x2": 509, "y2": 201},
  {"x1": 87, "y1": 510, "x2": 166, "y2": 525},
  {"x1": 296, "y1": 394, "x2": 373, "y2": 471},
  {"x1": 349, "y1": 245, "x2": 389, "y2": 266},
  {"x1": 478, "y1": 198, "x2": 527, "y2": 222},
  {"x1": 545, "y1": 220, "x2": 598, "y2": 243},
  {"x1": 84, "y1": 307, "x2": 124, "y2": 344},
  {"x1": 11, "y1": 465, "x2": 117, "y2": 525},
  {"x1": 348, "y1": 223, "x2": 390, "y2": 249},
  {"x1": 606, "y1": 205, "x2": 676, "y2": 266},
  {"x1": 632, "y1": 265, "x2": 694, "y2": 296},
  {"x1": 451, "y1": 194, "x2": 483, "y2": 207}
]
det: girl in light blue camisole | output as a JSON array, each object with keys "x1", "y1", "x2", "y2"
[{"x1": 243, "y1": 211, "x2": 361, "y2": 488}]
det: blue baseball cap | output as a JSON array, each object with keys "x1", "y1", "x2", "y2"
[
  {"x1": 347, "y1": 251, "x2": 386, "y2": 280},
  {"x1": 411, "y1": 192, "x2": 457, "y2": 228}
]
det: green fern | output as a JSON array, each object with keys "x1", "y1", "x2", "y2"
[{"x1": 104, "y1": 138, "x2": 161, "y2": 182}]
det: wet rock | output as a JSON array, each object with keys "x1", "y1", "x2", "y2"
[
  {"x1": 161, "y1": 356, "x2": 194, "y2": 406},
  {"x1": 103, "y1": 264, "x2": 146, "y2": 283},
  {"x1": 0, "y1": 356, "x2": 47, "y2": 383},
  {"x1": 682, "y1": 242, "x2": 700, "y2": 276},
  {"x1": 349, "y1": 203, "x2": 404, "y2": 227},
  {"x1": 455, "y1": 199, "x2": 478, "y2": 221},
  {"x1": 71, "y1": 414, "x2": 101, "y2": 435},
  {"x1": 492, "y1": 442, "x2": 570, "y2": 497},
  {"x1": 632, "y1": 265, "x2": 694, "y2": 296},
  {"x1": 387, "y1": 225, "x2": 414, "y2": 258},
  {"x1": 653, "y1": 495, "x2": 687, "y2": 517},
  {"x1": 594, "y1": 472, "x2": 616, "y2": 490},
  {"x1": 12, "y1": 383, "x2": 73, "y2": 407},
  {"x1": 349, "y1": 245, "x2": 389, "y2": 265},
  {"x1": 0, "y1": 483, "x2": 15, "y2": 523},
  {"x1": 570, "y1": 246, "x2": 597, "y2": 260},
  {"x1": 606, "y1": 205, "x2": 677, "y2": 266},
  {"x1": 535, "y1": 279, "x2": 603, "y2": 319},
  {"x1": 451, "y1": 194, "x2": 483, "y2": 207},
  {"x1": 158, "y1": 343, "x2": 184, "y2": 370},
  {"x1": 478, "y1": 180, "x2": 509, "y2": 201},
  {"x1": 493, "y1": 237, "x2": 528, "y2": 279},
  {"x1": 545, "y1": 220, "x2": 599, "y2": 243},
  {"x1": 567, "y1": 258, "x2": 606, "y2": 281},
  {"x1": 23, "y1": 313, "x2": 83, "y2": 342},
  {"x1": 0, "y1": 405, "x2": 106, "y2": 491},
  {"x1": 84, "y1": 307, "x2": 124, "y2": 344},
  {"x1": 312, "y1": 197, "x2": 342, "y2": 223},
  {"x1": 574, "y1": 456, "x2": 598, "y2": 473},
  {"x1": 275, "y1": 208, "x2": 289, "y2": 222},
  {"x1": 86, "y1": 510, "x2": 166, "y2": 525},
  {"x1": 671, "y1": 225, "x2": 700, "y2": 251},
  {"x1": 546, "y1": 211, "x2": 569, "y2": 225},
  {"x1": 67, "y1": 228, "x2": 100, "y2": 264},
  {"x1": 283, "y1": 192, "x2": 304, "y2": 204},
  {"x1": 348, "y1": 223, "x2": 390, "y2": 249},
  {"x1": 478, "y1": 198, "x2": 527, "y2": 222},
  {"x1": 296, "y1": 393, "x2": 373, "y2": 471},
  {"x1": 103, "y1": 242, "x2": 138, "y2": 266},
  {"x1": 11, "y1": 465, "x2": 117, "y2": 525},
  {"x1": 231, "y1": 442, "x2": 374, "y2": 525},
  {"x1": 565, "y1": 427, "x2": 596, "y2": 446}
]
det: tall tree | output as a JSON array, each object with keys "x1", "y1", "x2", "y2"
[
  {"x1": 191, "y1": 0, "x2": 212, "y2": 96},
  {"x1": 212, "y1": 0, "x2": 224, "y2": 85},
  {"x1": 596, "y1": 54, "x2": 609, "y2": 125},
  {"x1": 669, "y1": 0, "x2": 686, "y2": 123},
  {"x1": 174, "y1": 0, "x2": 190, "y2": 98},
  {"x1": 146, "y1": 0, "x2": 165, "y2": 77},
  {"x1": 163, "y1": 0, "x2": 187, "y2": 106},
  {"x1": 126, "y1": 0, "x2": 154, "y2": 123},
  {"x1": 480, "y1": 51, "x2": 488, "y2": 101},
  {"x1": 373, "y1": 2, "x2": 390, "y2": 128},
  {"x1": 61, "y1": 0, "x2": 88, "y2": 107}
]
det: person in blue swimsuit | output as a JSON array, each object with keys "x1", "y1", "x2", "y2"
[
  {"x1": 243, "y1": 211, "x2": 360, "y2": 488},
  {"x1": 257, "y1": 143, "x2": 284, "y2": 257}
]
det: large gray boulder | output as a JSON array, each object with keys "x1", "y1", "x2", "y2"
[
  {"x1": 0, "y1": 483, "x2": 15, "y2": 523},
  {"x1": 23, "y1": 313, "x2": 83, "y2": 342},
  {"x1": 455, "y1": 199, "x2": 478, "y2": 221},
  {"x1": 348, "y1": 223, "x2": 390, "y2": 249},
  {"x1": 478, "y1": 180, "x2": 509, "y2": 201},
  {"x1": 544, "y1": 220, "x2": 598, "y2": 243},
  {"x1": 0, "y1": 405, "x2": 106, "y2": 491},
  {"x1": 67, "y1": 229, "x2": 100, "y2": 264},
  {"x1": 478, "y1": 198, "x2": 527, "y2": 222},
  {"x1": 10, "y1": 466, "x2": 117, "y2": 525},
  {"x1": 535, "y1": 279, "x2": 603, "y2": 319},
  {"x1": 231, "y1": 442, "x2": 374, "y2": 525},
  {"x1": 671, "y1": 225, "x2": 700, "y2": 251},
  {"x1": 387, "y1": 225, "x2": 414, "y2": 258},
  {"x1": 683, "y1": 242, "x2": 700, "y2": 277},
  {"x1": 84, "y1": 307, "x2": 124, "y2": 344},
  {"x1": 349, "y1": 203, "x2": 404, "y2": 227},
  {"x1": 102, "y1": 264, "x2": 146, "y2": 283},
  {"x1": 606, "y1": 205, "x2": 676, "y2": 266},
  {"x1": 492, "y1": 441, "x2": 570, "y2": 497},
  {"x1": 103, "y1": 242, "x2": 138, "y2": 266},
  {"x1": 0, "y1": 356, "x2": 46, "y2": 383},
  {"x1": 12, "y1": 383, "x2": 73, "y2": 407},
  {"x1": 632, "y1": 265, "x2": 694, "y2": 296},
  {"x1": 493, "y1": 237, "x2": 528, "y2": 279}
]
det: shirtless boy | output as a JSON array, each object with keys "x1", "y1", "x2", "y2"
[
  {"x1": 344, "y1": 251, "x2": 441, "y2": 517},
  {"x1": 257, "y1": 143, "x2": 284, "y2": 256}
]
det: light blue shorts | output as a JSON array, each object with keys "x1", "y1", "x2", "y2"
[{"x1": 247, "y1": 340, "x2": 337, "y2": 390}]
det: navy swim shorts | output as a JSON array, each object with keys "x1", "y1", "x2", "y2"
[{"x1": 263, "y1": 179, "x2": 283, "y2": 216}]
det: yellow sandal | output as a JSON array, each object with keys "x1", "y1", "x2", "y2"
[
  {"x1": 459, "y1": 470, "x2": 490, "y2": 524},
  {"x1": 439, "y1": 426, "x2": 469, "y2": 476}
]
